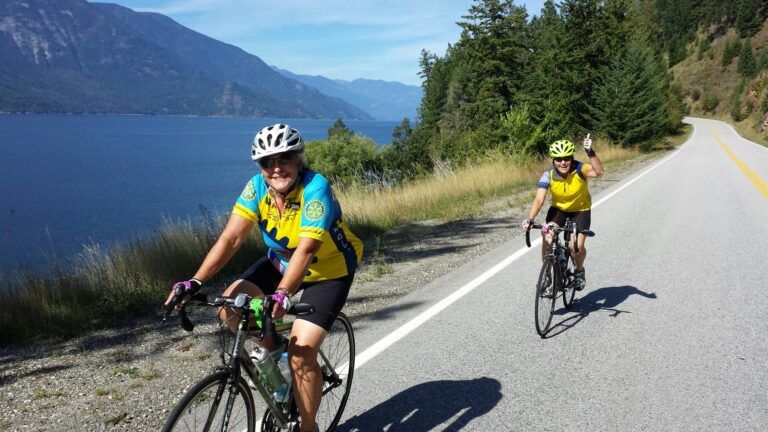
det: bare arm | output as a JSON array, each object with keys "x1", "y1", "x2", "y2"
[
  {"x1": 192, "y1": 213, "x2": 254, "y2": 283},
  {"x1": 276, "y1": 237, "x2": 322, "y2": 294},
  {"x1": 527, "y1": 188, "x2": 549, "y2": 221},
  {"x1": 582, "y1": 154, "x2": 604, "y2": 178}
]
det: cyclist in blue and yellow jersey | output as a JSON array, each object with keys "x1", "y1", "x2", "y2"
[
  {"x1": 165, "y1": 123, "x2": 362, "y2": 432},
  {"x1": 522, "y1": 135, "x2": 603, "y2": 290}
]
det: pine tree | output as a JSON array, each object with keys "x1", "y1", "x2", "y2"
[
  {"x1": 327, "y1": 118, "x2": 353, "y2": 142},
  {"x1": 589, "y1": 35, "x2": 669, "y2": 150},
  {"x1": 738, "y1": 42, "x2": 757, "y2": 77},
  {"x1": 455, "y1": 0, "x2": 530, "y2": 129},
  {"x1": 519, "y1": 0, "x2": 575, "y2": 153},
  {"x1": 736, "y1": 0, "x2": 763, "y2": 38},
  {"x1": 655, "y1": 0, "x2": 696, "y2": 65},
  {"x1": 559, "y1": 0, "x2": 617, "y2": 132}
]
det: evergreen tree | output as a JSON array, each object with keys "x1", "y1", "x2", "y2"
[
  {"x1": 758, "y1": 51, "x2": 768, "y2": 72},
  {"x1": 559, "y1": 0, "x2": 616, "y2": 132},
  {"x1": 655, "y1": 0, "x2": 696, "y2": 65},
  {"x1": 736, "y1": 0, "x2": 763, "y2": 38},
  {"x1": 455, "y1": 0, "x2": 530, "y2": 132},
  {"x1": 519, "y1": 0, "x2": 574, "y2": 153},
  {"x1": 588, "y1": 35, "x2": 668, "y2": 150},
  {"x1": 738, "y1": 41, "x2": 757, "y2": 77},
  {"x1": 327, "y1": 118, "x2": 353, "y2": 142},
  {"x1": 722, "y1": 37, "x2": 742, "y2": 66}
]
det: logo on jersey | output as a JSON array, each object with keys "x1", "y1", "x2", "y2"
[
  {"x1": 241, "y1": 180, "x2": 256, "y2": 201},
  {"x1": 304, "y1": 200, "x2": 326, "y2": 221}
]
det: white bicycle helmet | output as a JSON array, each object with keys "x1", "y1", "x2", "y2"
[{"x1": 251, "y1": 124, "x2": 304, "y2": 162}]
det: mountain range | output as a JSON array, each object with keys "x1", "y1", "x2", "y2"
[
  {"x1": 274, "y1": 68, "x2": 422, "y2": 121},
  {"x1": 0, "y1": 0, "x2": 419, "y2": 119}
]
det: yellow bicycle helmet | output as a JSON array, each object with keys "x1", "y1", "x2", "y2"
[{"x1": 548, "y1": 139, "x2": 575, "y2": 158}]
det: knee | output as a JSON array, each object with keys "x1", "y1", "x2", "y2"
[
  {"x1": 289, "y1": 342, "x2": 318, "y2": 374},
  {"x1": 217, "y1": 279, "x2": 260, "y2": 331}
]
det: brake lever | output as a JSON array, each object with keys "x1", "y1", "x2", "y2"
[{"x1": 162, "y1": 284, "x2": 184, "y2": 323}]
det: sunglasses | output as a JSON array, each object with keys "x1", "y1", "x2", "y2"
[
  {"x1": 260, "y1": 153, "x2": 296, "y2": 169},
  {"x1": 553, "y1": 157, "x2": 573, "y2": 163}
]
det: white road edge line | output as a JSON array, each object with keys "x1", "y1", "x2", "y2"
[
  {"x1": 703, "y1": 117, "x2": 768, "y2": 153},
  {"x1": 354, "y1": 132, "x2": 695, "y2": 370}
]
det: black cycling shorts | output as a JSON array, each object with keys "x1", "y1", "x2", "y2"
[
  {"x1": 545, "y1": 207, "x2": 591, "y2": 232},
  {"x1": 239, "y1": 256, "x2": 353, "y2": 331}
]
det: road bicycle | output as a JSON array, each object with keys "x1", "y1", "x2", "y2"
[
  {"x1": 526, "y1": 219, "x2": 594, "y2": 336},
  {"x1": 160, "y1": 286, "x2": 355, "y2": 432}
]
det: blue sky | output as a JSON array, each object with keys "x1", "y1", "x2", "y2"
[{"x1": 113, "y1": 1, "x2": 547, "y2": 86}]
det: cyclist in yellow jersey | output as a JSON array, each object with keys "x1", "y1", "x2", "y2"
[
  {"x1": 522, "y1": 135, "x2": 603, "y2": 290},
  {"x1": 165, "y1": 124, "x2": 362, "y2": 432}
]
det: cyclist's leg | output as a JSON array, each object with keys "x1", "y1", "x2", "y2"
[
  {"x1": 289, "y1": 320, "x2": 326, "y2": 432},
  {"x1": 569, "y1": 210, "x2": 591, "y2": 272},
  {"x1": 543, "y1": 206, "x2": 565, "y2": 260},
  {"x1": 291, "y1": 275, "x2": 352, "y2": 432},
  {"x1": 218, "y1": 256, "x2": 280, "y2": 333}
]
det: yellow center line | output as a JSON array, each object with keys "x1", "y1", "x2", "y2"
[{"x1": 712, "y1": 127, "x2": 768, "y2": 200}]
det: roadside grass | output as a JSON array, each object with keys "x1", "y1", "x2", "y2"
[
  {"x1": 0, "y1": 217, "x2": 266, "y2": 345},
  {"x1": 0, "y1": 139, "x2": 666, "y2": 345}
]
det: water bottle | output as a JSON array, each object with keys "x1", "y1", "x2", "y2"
[
  {"x1": 273, "y1": 351, "x2": 292, "y2": 403},
  {"x1": 250, "y1": 346, "x2": 286, "y2": 394}
]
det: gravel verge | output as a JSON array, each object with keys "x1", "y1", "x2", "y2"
[{"x1": 0, "y1": 151, "x2": 666, "y2": 431}]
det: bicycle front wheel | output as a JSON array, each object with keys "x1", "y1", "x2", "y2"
[
  {"x1": 315, "y1": 312, "x2": 355, "y2": 431},
  {"x1": 535, "y1": 258, "x2": 556, "y2": 337},
  {"x1": 161, "y1": 370, "x2": 255, "y2": 432},
  {"x1": 562, "y1": 258, "x2": 576, "y2": 309}
]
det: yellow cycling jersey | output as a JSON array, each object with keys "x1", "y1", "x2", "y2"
[
  {"x1": 537, "y1": 161, "x2": 592, "y2": 212},
  {"x1": 232, "y1": 169, "x2": 363, "y2": 282}
]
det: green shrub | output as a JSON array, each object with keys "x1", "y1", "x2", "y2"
[
  {"x1": 691, "y1": 88, "x2": 701, "y2": 101},
  {"x1": 701, "y1": 90, "x2": 719, "y2": 112},
  {"x1": 304, "y1": 135, "x2": 383, "y2": 187},
  {"x1": 499, "y1": 103, "x2": 544, "y2": 157}
]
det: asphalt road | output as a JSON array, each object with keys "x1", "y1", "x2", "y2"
[{"x1": 336, "y1": 117, "x2": 768, "y2": 431}]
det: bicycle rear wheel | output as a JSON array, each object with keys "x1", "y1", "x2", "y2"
[
  {"x1": 315, "y1": 312, "x2": 355, "y2": 431},
  {"x1": 162, "y1": 370, "x2": 255, "y2": 432},
  {"x1": 535, "y1": 258, "x2": 556, "y2": 337}
]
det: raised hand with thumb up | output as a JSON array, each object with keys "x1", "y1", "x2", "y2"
[{"x1": 583, "y1": 133, "x2": 595, "y2": 157}]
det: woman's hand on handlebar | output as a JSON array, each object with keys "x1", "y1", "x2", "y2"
[
  {"x1": 522, "y1": 218, "x2": 534, "y2": 232},
  {"x1": 270, "y1": 290, "x2": 292, "y2": 321},
  {"x1": 165, "y1": 279, "x2": 202, "y2": 309}
]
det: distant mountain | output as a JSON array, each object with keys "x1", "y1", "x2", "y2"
[
  {"x1": 274, "y1": 68, "x2": 422, "y2": 121},
  {"x1": 0, "y1": 0, "x2": 372, "y2": 119}
]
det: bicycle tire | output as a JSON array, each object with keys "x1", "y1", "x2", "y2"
[
  {"x1": 535, "y1": 258, "x2": 556, "y2": 337},
  {"x1": 315, "y1": 312, "x2": 355, "y2": 431},
  {"x1": 161, "y1": 370, "x2": 256, "y2": 432},
  {"x1": 562, "y1": 256, "x2": 576, "y2": 309}
]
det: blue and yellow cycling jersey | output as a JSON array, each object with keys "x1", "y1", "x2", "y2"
[
  {"x1": 232, "y1": 169, "x2": 363, "y2": 282},
  {"x1": 537, "y1": 161, "x2": 592, "y2": 212}
]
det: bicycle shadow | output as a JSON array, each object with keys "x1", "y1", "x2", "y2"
[
  {"x1": 336, "y1": 377, "x2": 502, "y2": 432},
  {"x1": 544, "y1": 285, "x2": 657, "y2": 338}
]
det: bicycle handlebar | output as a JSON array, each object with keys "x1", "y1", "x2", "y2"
[
  {"x1": 162, "y1": 289, "x2": 314, "y2": 345},
  {"x1": 524, "y1": 222, "x2": 595, "y2": 250}
]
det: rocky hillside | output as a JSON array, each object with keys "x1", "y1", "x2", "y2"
[{"x1": 672, "y1": 20, "x2": 768, "y2": 138}]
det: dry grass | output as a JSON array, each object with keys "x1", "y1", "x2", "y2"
[{"x1": 339, "y1": 141, "x2": 642, "y2": 238}]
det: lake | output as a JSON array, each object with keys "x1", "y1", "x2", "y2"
[{"x1": 0, "y1": 114, "x2": 399, "y2": 271}]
